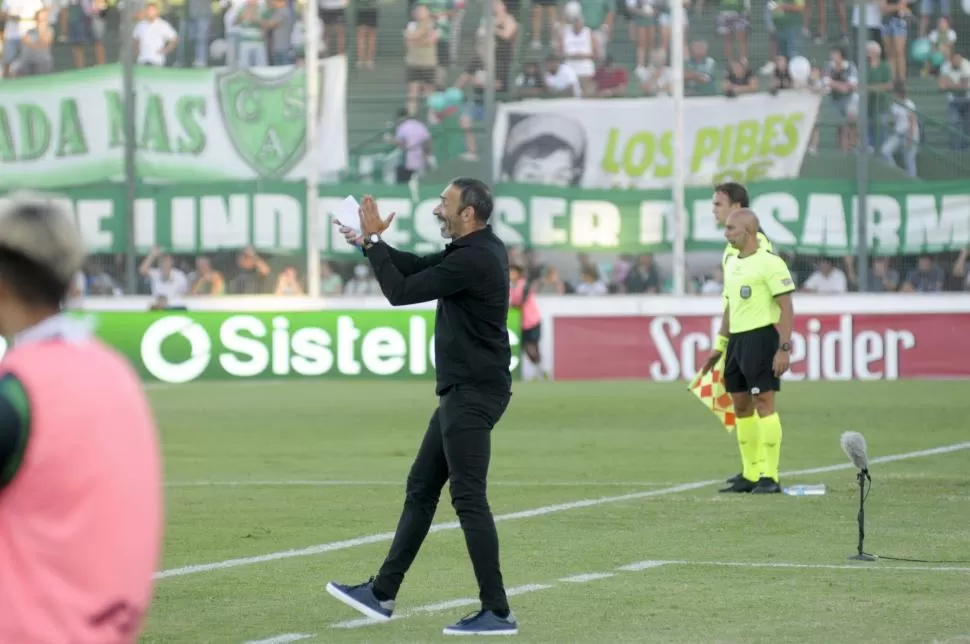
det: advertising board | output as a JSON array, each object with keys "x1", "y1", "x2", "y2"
[
  {"x1": 71, "y1": 294, "x2": 970, "y2": 382},
  {"x1": 0, "y1": 306, "x2": 522, "y2": 384}
]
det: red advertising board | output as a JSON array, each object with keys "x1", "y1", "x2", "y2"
[{"x1": 553, "y1": 313, "x2": 970, "y2": 381}]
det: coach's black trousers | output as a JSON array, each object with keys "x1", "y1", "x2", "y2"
[{"x1": 374, "y1": 385, "x2": 511, "y2": 613}]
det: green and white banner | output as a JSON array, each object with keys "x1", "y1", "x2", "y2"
[
  {"x1": 493, "y1": 92, "x2": 822, "y2": 189},
  {"x1": 0, "y1": 311, "x2": 522, "y2": 384},
  {"x1": 2, "y1": 179, "x2": 968, "y2": 256},
  {"x1": 0, "y1": 58, "x2": 347, "y2": 189}
]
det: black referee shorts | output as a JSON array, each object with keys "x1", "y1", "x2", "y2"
[{"x1": 724, "y1": 324, "x2": 781, "y2": 395}]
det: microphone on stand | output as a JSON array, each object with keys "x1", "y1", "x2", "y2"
[{"x1": 840, "y1": 432, "x2": 877, "y2": 562}]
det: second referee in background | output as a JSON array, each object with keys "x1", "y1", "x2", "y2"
[{"x1": 326, "y1": 178, "x2": 518, "y2": 636}]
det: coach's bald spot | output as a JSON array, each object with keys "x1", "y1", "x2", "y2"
[{"x1": 727, "y1": 208, "x2": 760, "y2": 235}]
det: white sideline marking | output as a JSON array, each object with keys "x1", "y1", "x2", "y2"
[
  {"x1": 165, "y1": 479, "x2": 676, "y2": 489},
  {"x1": 682, "y1": 560, "x2": 970, "y2": 573},
  {"x1": 559, "y1": 572, "x2": 615, "y2": 583},
  {"x1": 617, "y1": 560, "x2": 676, "y2": 571},
  {"x1": 243, "y1": 633, "x2": 313, "y2": 644},
  {"x1": 327, "y1": 556, "x2": 970, "y2": 631},
  {"x1": 255, "y1": 557, "x2": 970, "y2": 639},
  {"x1": 158, "y1": 440, "x2": 970, "y2": 580}
]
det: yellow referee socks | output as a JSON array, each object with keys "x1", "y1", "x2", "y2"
[
  {"x1": 759, "y1": 413, "x2": 784, "y2": 482},
  {"x1": 734, "y1": 415, "x2": 762, "y2": 482}
]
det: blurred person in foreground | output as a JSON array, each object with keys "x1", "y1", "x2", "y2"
[
  {"x1": 0, "y1": 194, "x2": 163, "y2": 643},
  {"x1": 703, "y1": 209, "x2": 794, "y2": 495},
  {"x1": 327, "y1": 180, "x2": 518, "y2": 636}
]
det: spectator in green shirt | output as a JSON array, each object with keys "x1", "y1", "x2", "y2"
[
  {"x1": 530, "y1": 0, "x2": 560, "y2": 51},
  {"x1": 423, "y1": 0, "x2": 459, "y2": 86},
  {"x1": 658, "y1": 0, "x2": 690, "y2": 55},
  {"x1": 319, "y1": 261, "x2": 344, "y2": 296},
  {"x1": 768, "y1": 0, "x2": 804, "y2": 60},
  {"x1": 823, "y1": 46, "x2": 859, "y2": 152},
  {"x1": 715, "y1": 0, "x2": 750, "y2": 64},
  {"x1": 684, "y1": 39, "x2": 718, "y2": 95},
  {"x1": 577, "y1": 0, "x2": 615, "y2": 61},
  {"x1": 233, "y1": 0, "x2": 267, "y2": 68},
  {"x1": 626, "y1": 0, "x2": 658, "y2": 73},
  {"x1": 865, "y1": 40, "x2": 893, "y2": 148}
]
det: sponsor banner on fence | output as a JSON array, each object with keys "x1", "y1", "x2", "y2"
[
  {"x1": 492, "y1": 92, "x2": 822, "y2": 190},
  {"x1": 0, "y1": 58, "x2": 347, "y2": 189},
  {"x1": 5, "y1": 179, "x2": 968, "y2": 256},
  {"x1": 553, "y1": 313, "x2": 970, "y2": 381},
  {"x1": 0, "y1": 310, "x2": 521, "y2": 384}
]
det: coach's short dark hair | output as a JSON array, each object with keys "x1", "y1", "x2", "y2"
[
  {"x1": 451, "y1": 177, "x2": 494, "y2": 223},
  {"x1": 0, "y1": 193, "x2": 86, "y2": 308},
  {"x1": 714, "y1": 182, "x2": 750, "y2": 208}
]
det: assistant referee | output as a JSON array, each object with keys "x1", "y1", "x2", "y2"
[
  {"x1": 710, "y1": 182, "x2": 772, "y2": 487},
  {"x1": 707, "y1": 209, "x2": 795, "y2": 495},
  {"x1": 326, "y1": 179, "x2": 518, "y2": 637}
]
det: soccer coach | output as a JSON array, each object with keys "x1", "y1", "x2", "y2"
[{"x1": 327, "y1": 178, "x2": 518, "y2": 637}]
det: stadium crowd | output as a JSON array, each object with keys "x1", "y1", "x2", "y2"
[
  {"x1": 2, "y1": 0, "x2": 968, "y2": 299},
  {"x1": 67, "y1": 242, "x2": 970, "y2": 302}
]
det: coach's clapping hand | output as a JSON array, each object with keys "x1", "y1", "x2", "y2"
[
  {"x1": 331, "y1": 196, "x2": 397, "y2": 247},
  {"x1": 359, "y1": 195, "x2": 396, "y2": 236}
]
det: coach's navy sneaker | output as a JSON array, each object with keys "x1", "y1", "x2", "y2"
[
  {"x1": 443, "y1": 610, "x2": 519, "y2": 636},
  {"x1": 726, "y1": 472, "x2": 743, "y2": 484},
  {"x1": 325, "y1": 577, "x2": 395, "y2": 622},
  {"x1": 751, "y1": 477, "x2": 782, "y2": 494},
  {"x1": 719, "y1": 477, "x2": 758, "y2": 493}
]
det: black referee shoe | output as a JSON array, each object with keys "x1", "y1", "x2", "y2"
[
  {"x1": 751, "y1": 477, "x2": 782, "y2": 494},
  {"x1": 726, "y1": 472, "x2": 743, "y2": 484},
  {"x1": 719, "y1": 477, "x2": 758, "y2": 493}
]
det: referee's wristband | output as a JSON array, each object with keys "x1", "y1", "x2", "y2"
[{"x1": 715, "y1": 335, "x2": 729, "y2": 353}]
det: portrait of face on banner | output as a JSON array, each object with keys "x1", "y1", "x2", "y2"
[{"x1": 497, "y1": 113, "x2": 587, "y2": 187}]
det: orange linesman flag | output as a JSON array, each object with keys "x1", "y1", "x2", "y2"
[{"x1": 688, "y1": 354, "x2": 736, "y2": 432}]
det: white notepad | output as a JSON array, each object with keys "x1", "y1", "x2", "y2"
[{"x1": 337, "y1": 195, "x2": 361, "y2": 234}]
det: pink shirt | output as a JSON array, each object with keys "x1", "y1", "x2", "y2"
[
  {"x1": 509, "y1": 278, "x2": 541, "y2": 330},
  {"x1": 395, "y1": 118, "x2": 431, "y2": 172},
  {"x1": 0, "y1": 319, "x2": 163, "y2": 644}
]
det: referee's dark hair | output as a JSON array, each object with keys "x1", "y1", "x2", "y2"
[
  {"x1": 714, "y1": 182, "x2": 750, "y2": 208},
  {"x1": 451, "y1": 177, "x2": 494, "y2": 223}
]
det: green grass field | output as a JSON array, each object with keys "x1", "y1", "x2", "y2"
[{"x1": 142, "y1": 380, "x2": 970, "y2": 644}]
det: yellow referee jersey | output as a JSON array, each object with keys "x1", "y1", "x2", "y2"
[
  {"x1": 723, "y1": 247, "x2": 796, "y2": 333},
  {"x1": 721, "y1": 230, "x2": 772, "y2": 311}
]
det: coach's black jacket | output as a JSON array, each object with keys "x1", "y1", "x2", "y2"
[{"x1": 364, "y1": 226, "x2": 512, "y2": 395}]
